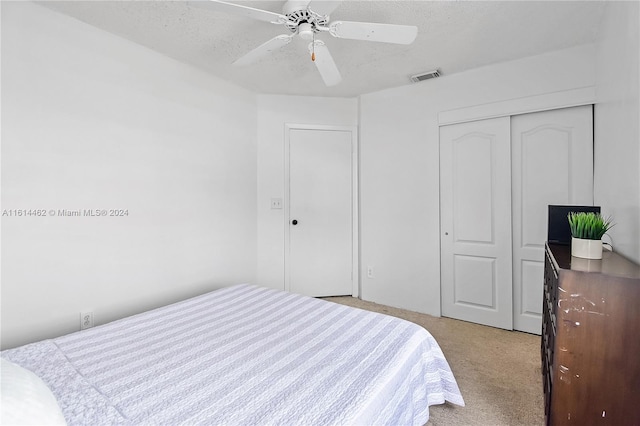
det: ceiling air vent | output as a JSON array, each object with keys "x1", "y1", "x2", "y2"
[{"x1": 410, "y1": 69, "x2": 440, "y2": 83}]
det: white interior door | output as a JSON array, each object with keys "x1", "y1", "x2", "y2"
[
  {"x1": 287, "y1": 127, "x2": 356, "y2": 297},
  {"x1": 440, "y1": 117, "x2": 513, "y2": 330},
  {"x1": 511, "y1": 105, "x2": 594, "y2": 334}
]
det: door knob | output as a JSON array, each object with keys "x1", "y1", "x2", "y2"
[{"x1": 292, "y1": 219, "x2": 298, "y2": 225}]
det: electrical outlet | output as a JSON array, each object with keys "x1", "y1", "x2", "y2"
[
  {"x1": 80, "y1": 311, "x2": 94, "y2": 330},
  {"x1": 367, "y1": 266, "x2": 374, "y2": 278}
]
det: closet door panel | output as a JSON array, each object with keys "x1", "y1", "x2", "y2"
[
  {"x1": 440, "y1": 117, "x2": 513, "y2": 330},
  {"x1": 511, "y1": 105, "x2": 594, "y2": 334}
]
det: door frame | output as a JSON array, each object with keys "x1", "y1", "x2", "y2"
[
  {"x1": 439, "y1": 106, "x2": 594, "y2": 332},
  {"x1": 284, "y1": 123, "x2": 359, "y2": 297},
  {"x1": 438, "y1": 86, "x2": 596, "y2": 126}
]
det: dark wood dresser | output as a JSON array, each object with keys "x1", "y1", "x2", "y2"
[{"x1": 542, "y1": 242, "x2": 640, "y2": 425}]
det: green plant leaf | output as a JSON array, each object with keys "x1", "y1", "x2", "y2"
[{"x1": 567, "y1": 211, "x2": 615, "y2": 240}]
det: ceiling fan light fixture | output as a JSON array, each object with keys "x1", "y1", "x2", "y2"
[{"x1": 298, "y1": 22, "x2": 314, "y2": 40}]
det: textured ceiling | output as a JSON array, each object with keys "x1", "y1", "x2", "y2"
[{"x1": 39, "y1": 1, "x2": 606, "y2": 98}]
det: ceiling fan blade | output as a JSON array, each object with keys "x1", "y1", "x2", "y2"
[
  {"x1": 329, "y1": 21, "x2": 418, "y2": 44},
  {"x1": 308, "y1": 0, "x2": 342, "y2": 16},
  {"x1": 234, "y1": 35, "x2": 293, "y2": 66},
  {"x1": 187, "y1": 0, "x2": 288, "y2": 24},
  {"x1": 308, "y1": 40, "x2": 342, "y2": 87}
]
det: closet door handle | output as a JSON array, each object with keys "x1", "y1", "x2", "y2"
[{"x1": 292, "y1": 219, "x2": 298, "y2": 225}]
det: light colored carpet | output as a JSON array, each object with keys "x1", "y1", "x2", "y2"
[{"x1": 323, "y1": 296, "x2": 544, "y2": 426}]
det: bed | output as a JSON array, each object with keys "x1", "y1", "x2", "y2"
[{"x1": 1, "y1": 284, "x2": 464, "y2": 425}]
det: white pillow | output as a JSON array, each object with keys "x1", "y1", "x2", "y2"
[{"x1": 1, "y1": 358, "x2": 66, "y2": 425}]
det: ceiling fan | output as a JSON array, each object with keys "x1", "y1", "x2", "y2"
[{"x1": 188, "y1": 0, "x2": 418, "y2": 87}]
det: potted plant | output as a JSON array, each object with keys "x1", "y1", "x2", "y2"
[{"x1": 567, "y1": 212, "x2": 614, "y2": 259}]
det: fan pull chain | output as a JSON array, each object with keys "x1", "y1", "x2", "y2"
[{"x1": 311, "y1": 33, "x2": 316, "y2": 62}]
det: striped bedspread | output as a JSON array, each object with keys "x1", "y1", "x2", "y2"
[{"x1": 2, "y1": 284, "x2": 464, "y2": 425}]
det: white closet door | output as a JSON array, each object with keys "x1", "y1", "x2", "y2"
[
  {"x1": 511, "y1": 105, "x2": 594, "y2": 334},
  {"x1": 440, "y1": 117, "x2": 514, "y2": 330}
]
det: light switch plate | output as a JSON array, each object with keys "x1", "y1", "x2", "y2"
[{"x1": 271, "y1": 198, "x2": 283, "y2": 209}]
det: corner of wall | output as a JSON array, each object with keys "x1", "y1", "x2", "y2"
[{"x1": 593, "y1": 1, "x2": 640, "y2": 264}]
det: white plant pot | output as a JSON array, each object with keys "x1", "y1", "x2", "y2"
[{"x1": 571, "y1": 237, "x2": 603, "y2": 260}]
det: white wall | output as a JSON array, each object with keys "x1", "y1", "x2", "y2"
[
  {"x1": 359, "y1": 44, "x2": 597, "y2": 316},
  {"x1": 256, "y1": 95, "x2": 358, "y2": 290},
  {"x1": 4, "y1": 2, "x2": 635, "y2": 349},
  {"x1": 1, "y1": 2, "x2": 257, "y2": 349},
  {"x1": 594, "y1": 1, "x2": 640, "y2": 264}
]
